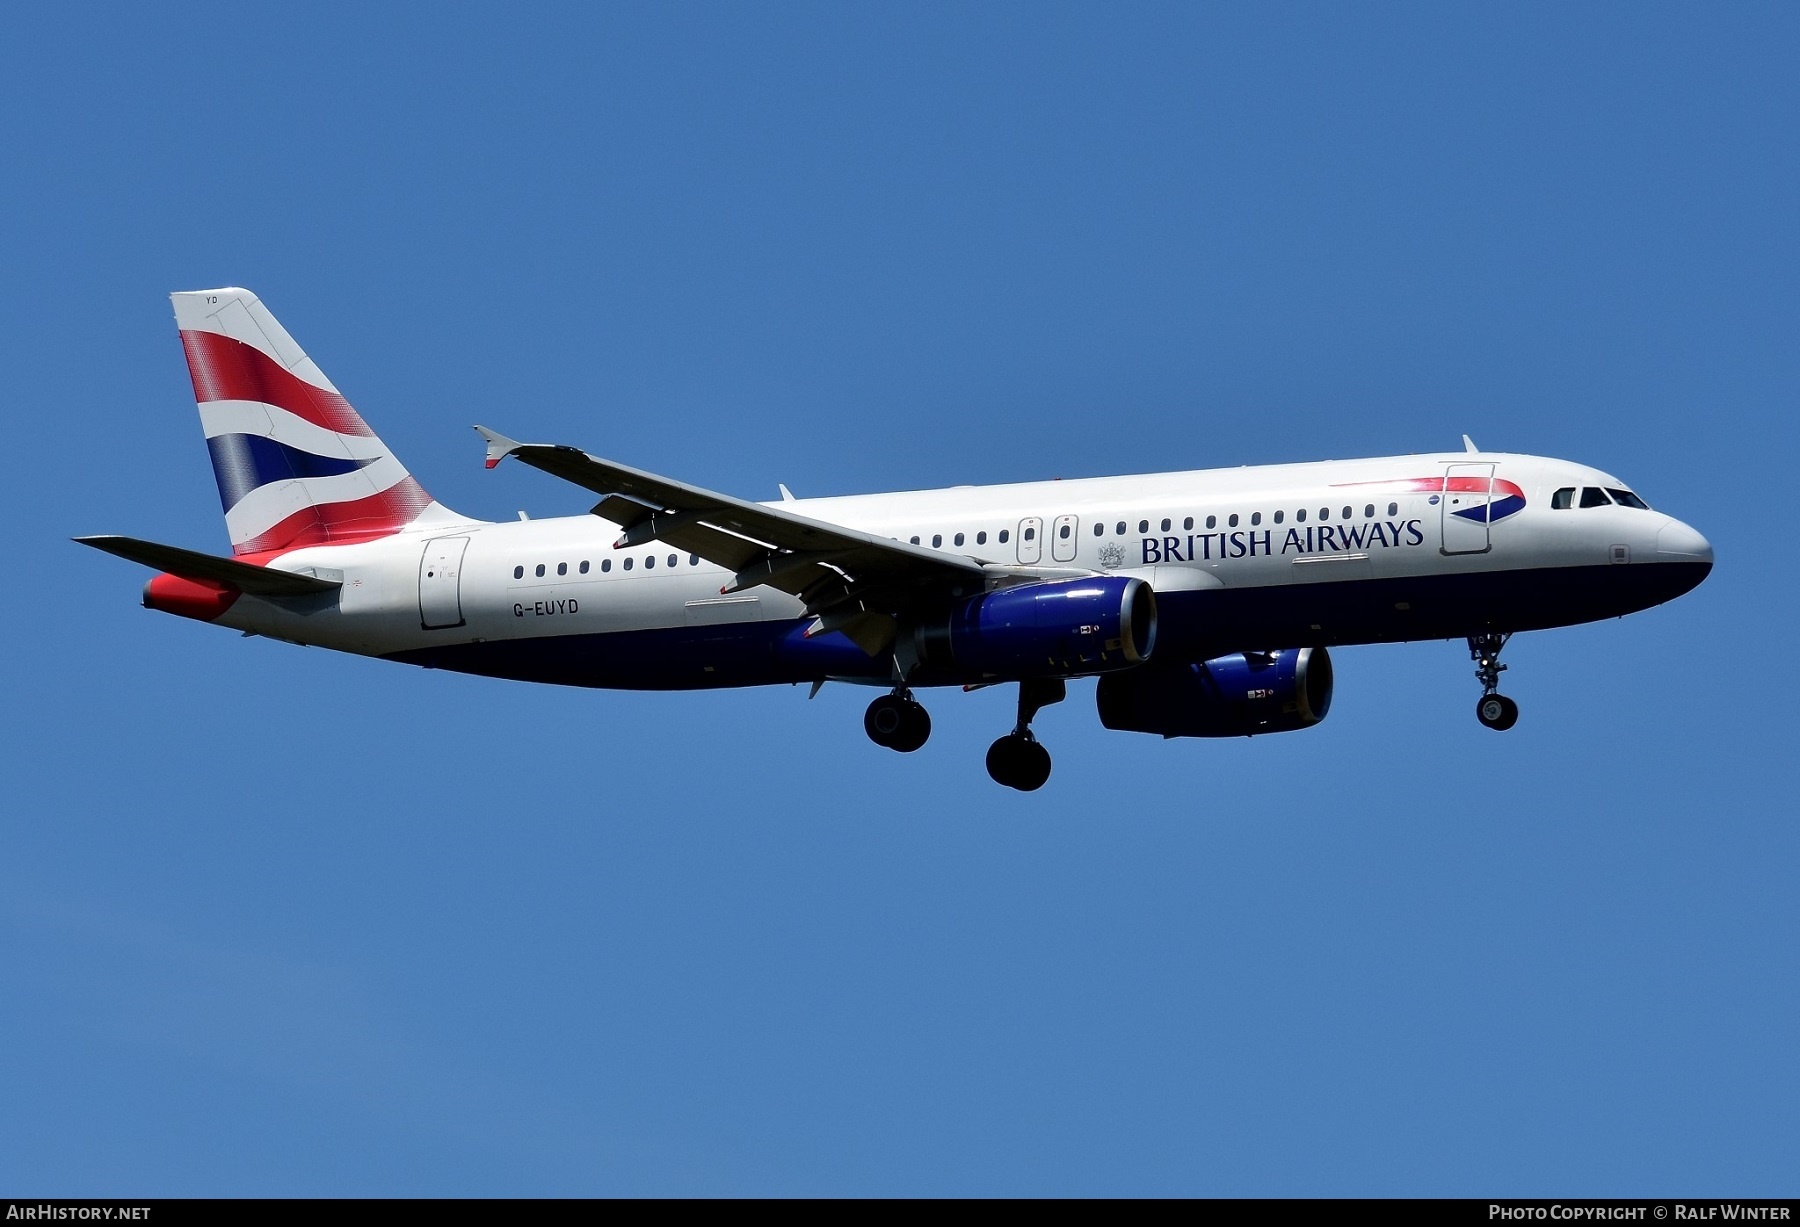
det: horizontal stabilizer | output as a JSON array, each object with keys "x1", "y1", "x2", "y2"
[{"x1": 74, "y1": 535, "x2": 342, "y2": 596}]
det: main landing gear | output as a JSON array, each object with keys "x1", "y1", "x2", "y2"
[
  {"x1": 864, "y1": 678, "x2": 1067, "y2": 790},
  {"x1": 1469, "y1": 632, "x2": 1519, "y2": 731},
  {"x1": 865, "y1": 689, "x2": 931, "y2": 753},
  {"x1": 986, "y1": 678, "x2": 1065, "y2": 792}
]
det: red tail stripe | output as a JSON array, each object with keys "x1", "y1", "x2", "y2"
[
  {"x1": 230, "y1": 476, "x2": 434, "y2": 556},
  {"x1": 180, "y1": 330, "x2": 374, "y2": 438}
]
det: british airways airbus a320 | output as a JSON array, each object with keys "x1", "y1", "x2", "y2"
[{"x1": 80, "y1": 289, "x2": 1713, "y2": 790}]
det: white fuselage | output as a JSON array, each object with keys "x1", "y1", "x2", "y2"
[{"x1": 193, "y1": 449, "x2": 1711, "y2": 691}]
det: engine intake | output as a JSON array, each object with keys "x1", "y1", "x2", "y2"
[
  {"x1": 1096, "y1": 647, "x2": 1334, "y2": 738},
  {"x1": 919, "y1": 576, "x2": 1157, "y2": 680}
]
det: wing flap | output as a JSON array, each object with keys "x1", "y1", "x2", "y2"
[
  {"x1": 591, "y1": 494, "x2": 657, "y2": 529},
  {"x1": 657, "y1": 521, "x2": 774, "y2": 572}
]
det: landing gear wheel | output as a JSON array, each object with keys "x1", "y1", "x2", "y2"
[
  {"x1": 890, "y1": 702, "x2": 930, "y2": 753},
  {"x1": 1476, "y1": 693, "x2": 1519, "y2": 731},
  {"x1": 986, "y1": 734, "x2": 1052, "y2": 791},
  {"x1": 1467, "y1": 632, "x2": 1519, "y2": 731},
  {"x1": 984, "y1": 679, "x2": 1064, "y2": 790},
  {"x1": 865, "y1": 693, "x2": 930, "y2": 752}
]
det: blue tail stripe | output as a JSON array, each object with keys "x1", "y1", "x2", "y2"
[{"x1": 205, "y1": 434, "x2": 376, "y2": 512}]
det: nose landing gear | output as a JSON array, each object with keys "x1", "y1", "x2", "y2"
[
  {"x1": 1469, "y1": 632, "x2": 1519, "y2": 730},
  {"x1": 986, "y1": 678, "x2": 1065, "y2": 791},
  {"x1": 865, "y1": 690, "x2": 931, "y2": 753}
]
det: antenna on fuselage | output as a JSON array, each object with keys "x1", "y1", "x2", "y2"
[{"x1": 1462, "y1": 434, "x2": 1480, "y2": 454}]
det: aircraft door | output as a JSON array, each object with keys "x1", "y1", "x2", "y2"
[
  {"x1": 419, "y1": 536, "x2": 470, "y2": 629},
  {"x1": 1016, "y1": 517, "x2": 1043, "y2": 565},
  {"x1": 1051, "y1": 514, "x2": 1079, "y2": 563},
  {"x1": 1441, "y1": 464, "x2": 1494, "y2": 555}
]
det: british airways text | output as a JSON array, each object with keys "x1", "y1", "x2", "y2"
[{"x1": 1140, "y1": 519, "x2": 1426, "y2": 564}]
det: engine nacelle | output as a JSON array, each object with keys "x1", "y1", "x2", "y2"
[
  {"x1": 1095, "y1": 647, "x2": 1334, "y2": 738},
  {"x1": 919, "y1": 576, "x2": 1158, "y2": 679}
]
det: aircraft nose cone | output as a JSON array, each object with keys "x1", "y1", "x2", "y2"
[{"x1": 1657, "y1": 520, "x2": 1714, "y2": 564}]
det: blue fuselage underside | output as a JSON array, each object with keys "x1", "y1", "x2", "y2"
[{"x1": 383, "y1": 562, "x2": 1709, "y2": 691}]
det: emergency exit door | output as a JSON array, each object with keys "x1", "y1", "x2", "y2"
[
  {"x1": 1016, "y1": 517, "x2": 1044, "y2": 565},
  {"x1": 419, "y1": 537, "x2": 470, "y2": 629},
  {"x1": 1441, "y1": 464, "x2": 1494, "y2": 555}
]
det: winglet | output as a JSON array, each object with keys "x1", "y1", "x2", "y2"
[
  {"x1": 474, "y1": 425, "x2": 524, "y2": 470},
  {"x1": 1462, "y1": 434, "x2": 1480, "y2": 454}
]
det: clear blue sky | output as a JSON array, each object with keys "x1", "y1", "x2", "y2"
[{"x1": 4, "y1": 3, "x2": 1795, "y2": 1196}]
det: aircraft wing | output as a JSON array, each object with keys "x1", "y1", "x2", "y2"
[{"x1": 476, "y1": 427, "x2": 988, "y2": 649}]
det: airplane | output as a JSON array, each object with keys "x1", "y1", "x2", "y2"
[{"x1": 79, "y1": 288, "x2": 1714, "y2": 790}]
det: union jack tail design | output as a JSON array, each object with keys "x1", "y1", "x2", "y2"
[{"x1": 173, "y1": 288, "x2": 461, "y2": 556}]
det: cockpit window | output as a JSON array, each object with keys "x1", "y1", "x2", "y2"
[
  {"x1": 1551, "y1": 487, "x2": 1575, "y2": 510},
  {"x1": 1579, "y1": 487, "x2": 1613, "y2": 509},
  {"x1": 1607, "y1": 488, "x2": 1650, "y2": 510}
]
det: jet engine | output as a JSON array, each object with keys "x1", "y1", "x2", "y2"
[
  {"x1": 1095, "y1": 647, "x2": 1333, "y2": 738},
  {"x1": 916, "y1": 575, "x2": 1158, "y2": 679}
]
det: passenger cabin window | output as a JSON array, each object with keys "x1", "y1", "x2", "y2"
[
  {"x1": 976, "y1": 531, "x2": 987, "y2": 544},
  {"x1": 1250, "y1": 512, "x2": 1261, "y2": 526},
  {"x1": 1296, "y1": 508, "x2": 1307, "y2": 522},
  {"x1": 1608, "y1": 488, "x2": 1650, "y2": 510},
  {"x1": 601, "y1": 559, "x2": 612, "y2": 572},
  {"x1": 1552, "y1": 487, "x2": 1575, "y2": 509},
  {"x1": 932, "y1": 534, "x2": 942, "y2": 547},
  {"x1": 1116, "y1": 521, "x2": 1126, "y2": 535},
  {"x1": 513, "y1": 565, "x2": 524, "y2": 579},
  {"x1": 1093, "y1": 523, "x2": 1105, "y2": 537},
  {"x1": 1364, "y1": 504, "x2": 1375, "y2": 518},
  {"x1": 668, "y1": 554, "x2": 678, "y2": 567},
  {"x1": 1206, "y1": 515, "x2": 1217, "y2": 529},
  {"x1": 1023, "y1": 527, "x2": 1036, "y2": 541},
  {"x1": 623, "y1": 557, "x2": 633, "y2": 570},
  {"x1": 645, "y1": 555, "x2": 655, "y2": 569},
  {"x1": 1058, "y1": 524, "x2": 1071, "y2": 539},
  {"x1": 580, "y1": 560, "x2": 590, "y2": 574},
  {"x1": 1138, "y1": 520, "x2": 1149, "y2": 534},
  {"x1": 999, "y1": 529, "x2": 1010, "y2": 543},
  {"x1": 1273, "y1": 510, "x2": 1284, "y2": 524},
  {"x1": 1580, "y1": 487, "x2": 1613, "y2": 509},
  {"x1": 1342, "y1": 506, "x2": 1352, "y2": 519},
  {"x1": 1228, "y1": 514, "x2": 1239, "y2": 528},
  {"x1": 557, "y1": 562, "x2": 567, "y2": 576},
  {"x1": 535, "y1": 564, "x2": 545, "y2": 577},
  {"x1": 1319, "y1": 507, "x2": 1330, "y2": 520},
  {"x1": 955, "y1": 532, "x2": 965, "y2": 546},
  {"x1": 1387, "y1": 502, "x2": 1398, "y2": 516},
  {"x1": 910, "y1": 536, "x2": 920, "y2": 545},
  {"x1": 1160, "y1": 518, "x2": 1171, "y2": 532}
]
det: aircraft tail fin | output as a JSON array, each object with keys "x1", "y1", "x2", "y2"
[{"x1": 171, "y1": 288, "x2": 462, "y2": 556}]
